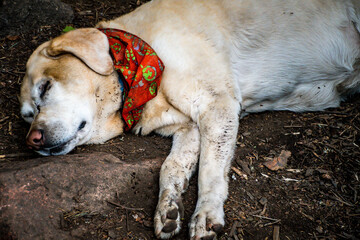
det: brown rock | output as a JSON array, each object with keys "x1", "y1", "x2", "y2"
[{"x1": 0, "y1": 153, "x2": 162, "y2": 239}]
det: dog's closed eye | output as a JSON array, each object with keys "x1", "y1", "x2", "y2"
[
  {"x1": 39, "y1": 80, "x2": 51, "y2": 99},
  {"x1": 78, "y1": 121, "x2": 87, "y2": 131}
]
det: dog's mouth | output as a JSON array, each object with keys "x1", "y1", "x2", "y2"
[
  {"x1": 36, "y1": 137, "x2": 78, "y2": 156},
  {"x1": 28, "y1": 121, "x2": 91, "y2": 156}
]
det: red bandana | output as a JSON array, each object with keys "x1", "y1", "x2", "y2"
[{"x1": 98, "y1": 28, "x2": 165, "y2": 131}]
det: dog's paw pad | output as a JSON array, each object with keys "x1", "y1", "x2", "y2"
[
  {"x1": 154, "y1": 198, "x2": 183, "y2": 239},
  {"x1": 166, "y1": 208, "x2": 179, "y2": 220},
  {"x1": 211, "y1": 224, "x2": 223, "y2": 233},
  {"x1": 206, "y1": 222, "x2": 223, "y2": 233},
  {"x1": 161, "y1": 220, "x2": 178, "y2": 233},
  {"x1": 189, "y1": 208, "x2": 224, "y2": 240}
]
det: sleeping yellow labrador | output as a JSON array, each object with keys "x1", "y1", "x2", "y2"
[{"x1": 20, "y1": 0, "x2": 360, "y2": 239}]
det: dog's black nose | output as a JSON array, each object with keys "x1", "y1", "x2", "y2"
[{"x1": 26, "y1": 129, "x2": 45, "y2": 150}]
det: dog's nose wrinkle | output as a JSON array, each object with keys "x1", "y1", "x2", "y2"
[{"x1": 26, "y1": 129, "x2": 45, "y2": 149}]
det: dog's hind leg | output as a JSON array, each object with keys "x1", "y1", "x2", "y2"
[
  {"x1": 154, "y1": 122, "x2": 200, "y2": 239},
  {"x1": 189, "y1": 96, "x2": 240, "y2": 240}
]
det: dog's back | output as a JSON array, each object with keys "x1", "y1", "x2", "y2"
[
  {"x1": 227, "y1": 0, "x2": 360, "y2": 114},
  {"x1": 99, "y1": 0, "x2": 360, "y2": 115}
]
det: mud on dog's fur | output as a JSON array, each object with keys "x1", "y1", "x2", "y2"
[{"x1": 20, "y1": 0, "x2": 360, "y2": 239}]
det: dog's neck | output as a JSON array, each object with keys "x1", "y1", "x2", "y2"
[
  {"x1": 88, "y1": 71, "x2": 124, "y2": 144},
  {"x1": 98, "y1": 28, "x2": 165, "y2": 131}
]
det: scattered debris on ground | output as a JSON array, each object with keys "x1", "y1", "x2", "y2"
[{"x1": 0, "y1": 0, "x2": 359, "y2": 239}]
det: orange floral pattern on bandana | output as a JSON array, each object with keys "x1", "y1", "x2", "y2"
[{"x1": 99, "y1": 28, "x2": 165, "y2": 131}]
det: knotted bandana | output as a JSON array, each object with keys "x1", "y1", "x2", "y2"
[{"x1": 98, "y1": 28, "x2": 165, "y2": 131}]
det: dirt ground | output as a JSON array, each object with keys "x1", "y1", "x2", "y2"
[{"x1": 0, "y1": 0, "x2": 359, "y2": 239}]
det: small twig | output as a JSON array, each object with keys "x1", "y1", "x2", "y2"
[
  {"x1": 0, "y1": 116, "x2": 10, "y2": 123},
  {"x1": 0, "y1": 153, "x2": 35, "y2": 160},
  {"x1": 78, "y1": 10, "x2": 93, "y2": 16},
  {"x1": 254, "y1": 220, "x2": 262, "y2": 227},
  {"x1": 264, "y1": 220, "x2": 281, "y2": 227},
  {"x1": 339, "y1": 126, "x2": 352, "y2": 136},
  {"x1": 319, "y1": 142, "x2": 342, "y2": 155},
  {"x1": 350, "y1": 113, "x2": 359, "y2": 123},
  {"x1": 251, "y1": 214, "x2": 280, "y2": 222},
  {"x1": 347, "y1": 213, "x2": 360, "y2": 217},
  {"x1": 12, "y1": 71, "x2": 25, "y2": 74},
  {"x1": 261, "y1": 173, "x2": 270, "y2": 178},
  {"x1": 282, "y1": 176, "x2": 300, "y2": 182},
  {"x1": 313, "y1": 232, "x2": 319, "y2": 240},
  {"x1": 311, "y1": 151, "x2": 323, "y2": 161},
  {"x1": 260, "y1": 203, "x2": 267, "y2": 216},
  {"x1": 286, "y1": 169, "x2": 302, "y2": 173},
  {"x1": 231, "y1": 166, "x2": 248, "y2": 180},
  {"x1": 229, "y1": 221, "x2": 239, "y2": 237},
  {"x1": 249, "y1": 209, "x2": 263, "y2": 215},
  {"x1": 283, "y1": 125, "x2": 303, "y2": 128},
  {"x1": 320, "y1": 111, "x2": 351, "y2": 116},
  {"x1": 348, "y1": 185, "x2": 358, "y2": 203},
  {"x1": 126, "y1": 209, "x2": 129, "y2": 232},
  {"x1": 107, "y1": 200, "x2": 144, "y2": 211},
  {"x1": 299, "y1": 211, "x2": 314, "y2": 221},
  {"x1": 330, "y1": 191, "x2": 355, "y2": 207},
  {"x1": 319, "y1": 191, "x2": 355, "y2": 207},
  {"x1": 260, "y1": 173, "x2": 281, "y2": 182},
  {"x1": 284, "y1": 132, "x2": 301, "y2": 136},
  {"x1": 351, "y1": 123, "x2": 360, "y2": 132},
  {"x1": 9, "y1": 42, "x2": 19, "y2": 49}
]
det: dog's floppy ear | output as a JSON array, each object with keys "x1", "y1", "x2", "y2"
[{"x1": 45, "y1": 28, "x2": 113, "y2": 75}]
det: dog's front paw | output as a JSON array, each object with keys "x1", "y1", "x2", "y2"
[
  {"x1": 154, "y1": 191, "x2": 184, "y2": 239},
  {"x1": 189, "y1": 204, "x2": 224, "y2": 240}
]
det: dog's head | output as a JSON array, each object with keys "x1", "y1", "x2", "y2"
[{"x1": 20, "y1": 28, "x2": 124, "y2": 156}]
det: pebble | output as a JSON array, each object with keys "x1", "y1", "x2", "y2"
[{"x1": 259, "y1": 197, "x2": 267, "y2": 206}]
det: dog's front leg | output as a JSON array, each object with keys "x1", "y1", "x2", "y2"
[
  {"x1": 189, "y1": 98, "x2": 240, "y2": 240},
  {"x1": 154, "y1": 123, "x2": 200, "y2": 239}
]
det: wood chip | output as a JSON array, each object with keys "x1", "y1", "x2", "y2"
[
  {"x1": 273, "y1": 225, "x2": 280, "y2": 240},
  {"x1": 238, "y1": 160, "x2": 251, "y2": 175},
  {"x1": 231, "y1": 166, "x2": 248, "y2": 180}
]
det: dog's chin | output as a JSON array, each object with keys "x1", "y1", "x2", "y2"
[{"x1": 36, "y1": 137, "x2": 78, "y2": 156}]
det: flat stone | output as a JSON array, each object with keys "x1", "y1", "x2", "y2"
[{"x1": 0, "y1": 152, "x2": 162, "y2": 239}]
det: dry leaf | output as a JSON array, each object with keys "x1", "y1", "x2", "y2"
[
  {"x1": 264, "y1": 150, "x2": 291, "y2": 171},
  {"x1": 6, "y1": 35, "x2": 20, "y2": 41}
]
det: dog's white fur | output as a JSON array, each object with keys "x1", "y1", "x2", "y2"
[{"x1": 20, "y1": 0, "x2": 360, "y2": 239}]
